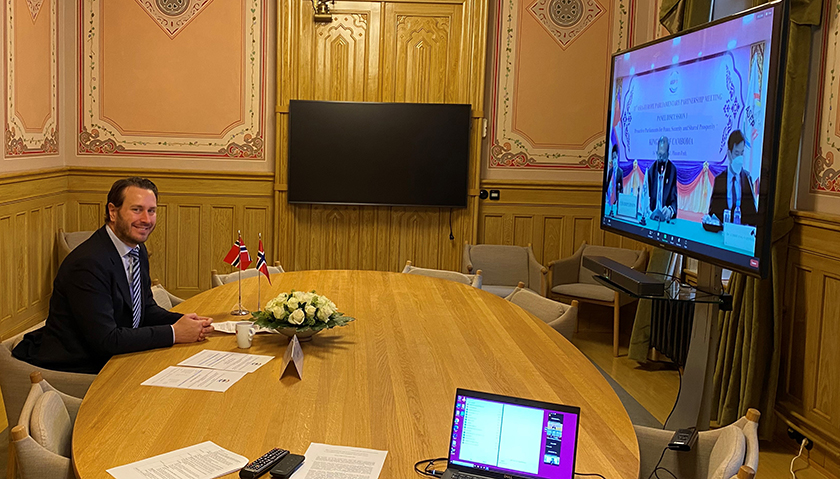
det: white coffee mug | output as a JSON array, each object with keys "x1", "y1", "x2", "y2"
[{"x1": 235, "y1": 321, "x2": 256, "y2": 349}]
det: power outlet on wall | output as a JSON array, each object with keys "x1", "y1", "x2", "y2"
[{"x1": 788, "y1": 427, "x2": 814, "y2": 450}]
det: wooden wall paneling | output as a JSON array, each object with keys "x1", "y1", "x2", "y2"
[
  {"x1": 381, "y1": 3, "x2": 464, "y2": 103},
  {"x1": 480, "y1": 214, "x2": 503, "y2": 245},
  {"x1": 0, "y1": 215, "x2": 12, "y2": 326},
  {"x1": 277, "y1": 0, "x2": 483, "y2": 274},
  {"x1": 542, "y1": 216, "x2": 566, "y2": 266},
  {"x1": 781, "y1": 256, "x2": 811, "y2": 406},
  {"x1": 77, "y1": 202, "x2": 104, "y2": 231},
  {"x1": 15, "y1": 213, "x2": 27, "y2": 315},
  {"x1": 815, "y1": 272, "x2": 840, "y2": 428},
  {"x1": 146, "y1": 204, "x2": 167, "y2": 287},
  {"x1": 211, "y1": 206, "x2": 236, "y2": 276},
  {"x1": 778, "y1": 212, "x2": 840, "y2": 462},
  {"x1": 174, "y1": 205, "x2": 202, "y2": 295}
]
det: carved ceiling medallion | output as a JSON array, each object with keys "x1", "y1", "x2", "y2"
[
  {"x1": 529, "y1": 0, "x2": 604, "y2": 49},
  {"x1": 25, "y1": 0, "x2": 44, "y2": 21},
  {"x1": 135, "y1": 0, "x2": 215, "y2": 38}
]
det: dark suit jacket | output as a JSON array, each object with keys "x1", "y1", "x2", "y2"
[
  {"x1": 708, "y1": 169, "x2": 758, "y2": 227},
  {"x1": 646, "y1": 160, "x2": 678, "y2": 216},
  {"x1": 606, "y1": 165, "x2": 623, "y2": 199},
  {"x1": 13, "y1": 226, "x2": 180, "y2": 373}
]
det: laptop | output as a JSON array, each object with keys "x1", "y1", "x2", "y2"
[{"x1": 442, "y1": 389, "x2": 581, "y2": 479}]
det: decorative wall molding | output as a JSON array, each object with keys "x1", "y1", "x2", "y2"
[
  {"x1": 135, "y1": 0, "x2": 216, "y2": 38},
  {"x1": 24, "y1": 0, "x2": 43, "y2": 21},
  {"x1": 488, "y1": 0, "x2": 634, "y2": 170},
  {"x1": 78, "y1": 0, "x2": 267, "y2": 159},
  {"x1": 4, "y1": 0, "x2": 58, "y2": 157},
  {"x1": 810, "y1": 0, "x2": 840, "y2": 195}
]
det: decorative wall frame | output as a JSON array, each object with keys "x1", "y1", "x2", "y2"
[
  {"x1": 488, "y1": 0, "x2": 634, "y2": 170},
  {"x1": 4, "y1": 0, "x2": 58, "y2": 157},
  {"x1": 78, "y1": 0, "x2": 267, "y2": 159}
]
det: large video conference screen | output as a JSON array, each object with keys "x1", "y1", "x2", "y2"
[{"x1": 600, "y1": 2, "x2": 786, "y2": 277}]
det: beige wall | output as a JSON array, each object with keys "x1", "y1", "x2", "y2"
[
  {"x1": 796, "y1": 0, "x2": 840, "y2": 216},
  {"x1": 1, "y1": 0, "x2": 61, "y2": 172}
]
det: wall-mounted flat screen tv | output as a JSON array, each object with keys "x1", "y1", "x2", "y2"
[
  {"x1": 288, "y1": 100, "x2": 471, "y2": 208},
  {"x1": 600, "y1": 1, "x2": 788, "y2": 278}
]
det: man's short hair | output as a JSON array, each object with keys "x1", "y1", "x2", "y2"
[
  {"x1": 658, "y1": 136, "x2": 669, "y2": 155},
  {"x1": 104, "y1": 177, "x2": 159, "y2": 223},
  {"x1": 611, "y1": 144, "x2": 619, "y2": 157},
  {"x1": 727, "y1": 129, "x2": 745, "y2": 152}
]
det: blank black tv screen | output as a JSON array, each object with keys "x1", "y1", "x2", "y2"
[{"x1": 288, "y1": 100, "x2": 471, "y2": 208}]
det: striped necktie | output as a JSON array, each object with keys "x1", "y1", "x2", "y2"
[{"x1": 128, "y1": 247, "x2": 142, "y2": 328}]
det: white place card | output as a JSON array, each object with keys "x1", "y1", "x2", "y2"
[{"x1": 280, "y1": 335, "x2": 304, "y2": 379}]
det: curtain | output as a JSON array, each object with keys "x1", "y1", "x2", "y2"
[
  {"x1": 711, "y1": 0, "x2": 823, "y2": 438},
  {"x1": 659, "y1": 0, "x2": 713, "y2": 34},
  {"x1": 628, "y1": 248, "x2": 674, "y2": 361}
]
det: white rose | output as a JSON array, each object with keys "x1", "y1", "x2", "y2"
[
  {"x1": 286, "y1": 297, "x2": 300, "y2": 309},
  {"x1": 276, "y1": 292, "x2": 289, "y2": 302},
  {"x1": 305, "y1": 304, "x2": 317, "y2": 318},
  {"x1": 316, "y1": 308, "x2": 329, "y2": 322},
  {"x1": 322, "y1": 305, "x2": 336, "y2": 317},
  {"x1": 288, "y1": 308, "x2": 305, "y2": 325},
  {"x1": 293, "y1": 291, "x2": 307, "y2": 301},
  {"x1": 267, "y1": 303, "x2": 284, "y2": 317}
]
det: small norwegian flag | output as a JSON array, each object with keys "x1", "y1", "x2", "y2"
[
  {"x1": 256, "y1": 239, "x2": 271, "y2": 284},
  {"x1": 223, "y1": 235, "x2": 251, "y2": 270}
]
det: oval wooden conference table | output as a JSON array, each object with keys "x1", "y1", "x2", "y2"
[{"x1": 73, "y1": 270, "x2": 640, "y2": 479}]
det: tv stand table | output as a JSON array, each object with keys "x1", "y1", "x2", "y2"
[{"x1": 595, "y1": 261, "x2": 726, "y2": 431}]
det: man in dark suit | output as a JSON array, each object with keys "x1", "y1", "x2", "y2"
[
  {"x1": 645, "y1": 136, "x2": 678, "y2": 222},
  {"x1": 704, "y1": 130, "x2": 758, "y2": 228},
  {"x1": 606, "y1": 144, "x2": 623, "y2": 215},
  {"x1": 13, "y1": 177, "x2": 214, "y2": 374}
]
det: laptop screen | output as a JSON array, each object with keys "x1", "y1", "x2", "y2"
[{"x1": 447, "y1": 389, "x2": 580, "y2": 479}]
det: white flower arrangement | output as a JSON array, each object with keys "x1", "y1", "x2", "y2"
[{"x1": 252, "y1": 290, "x2": 355, "y2": 332}]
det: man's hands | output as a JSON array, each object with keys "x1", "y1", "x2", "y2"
[{"x1": 173, "y1": 313, "x2": 215, "y2": 343}]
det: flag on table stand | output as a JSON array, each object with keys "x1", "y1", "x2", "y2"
[
  {"x1": 223, "y1": 231, "x2": 251, "y2": 315},
  {"x1": 256, "y1": 234, "x2": 270, "y2": 311},
  {"x1": 256, "y1": 237, "x2": 271, "y2": 285}
]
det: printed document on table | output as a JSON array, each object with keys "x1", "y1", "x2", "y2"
[
  {"x1": 178, "y1": 349, "x2": 273, "y2": 373},
  {"x1": 141, "y1": 366, "x2": 245, "y2": 392},
  {"x1": 106, "y1": 441, "x2": 247, "y2": 479},
  {"x1": 295, "y1": 443, "x2": 388, "y2": 479}
]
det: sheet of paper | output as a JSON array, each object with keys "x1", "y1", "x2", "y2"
[
  {"x1": 280, "y1": 335, "x2": 304, "y2": 379},
  {"x1": 141, "y1": 366, "x2": 246, "y2": 392},
  {"x1": 295, "y1": 443, "x2": 388, "y2": 479},
  {"x1": 178, "y1": 349, "x2": 273, "y2": 373},
  {"x1": 212, "y1": 321, "x2": 276, "y2": 334},
  {"x1": 107, "y1": 441, "x2": 248, "y2": 479}
]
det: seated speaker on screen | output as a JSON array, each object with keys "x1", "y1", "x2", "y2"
[
  {"x1": 644, "y1": 136, "x2": 678, "y2": 223},
  {"x1": 702, "y1": 129, "x2": 759, "y2": 232},
  {"x1": 606, "y1": 144, "x2": 624, "y2": 216}
]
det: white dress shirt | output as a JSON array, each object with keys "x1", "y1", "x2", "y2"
[{"x1": 105, "y1": 225, "x2": 175, "y2": 342}]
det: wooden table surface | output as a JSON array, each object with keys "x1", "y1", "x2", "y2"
[{"x1": 72, "y1": 270, "x2": 639, "y2": 479}]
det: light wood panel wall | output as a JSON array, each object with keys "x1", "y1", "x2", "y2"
[
  {"x1": 65, "y1": 169, "x2": 275, "y2": 299},
  {"x1": 274, "y1": 0, "x2": 487, "y2": 272},
  {"x1": 0, "y1": 168, "x2": 274, "y2": 338},
  {"x1": 778, "y1": 211, "x2": 840, "y2": 476},
  {"x1": 477, "y1": 180, "x2": 648, "y2": 266},
  {"x1": 0, "y1": 169, "x2": 68, "y2": 339}
]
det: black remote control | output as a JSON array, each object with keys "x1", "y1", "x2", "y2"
[
  {"x1": 240, "y1": 448, "x2": 289, "y2": 479},
  {"x1": 270, "y1": 453, "x2": 305, "y2": 479}
]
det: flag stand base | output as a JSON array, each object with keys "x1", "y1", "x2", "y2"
[{"x1": 230, "y1": 304, "x2": 250, "y2": 316}]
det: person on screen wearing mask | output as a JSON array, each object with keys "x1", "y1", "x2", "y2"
[
  {"x1": 645, "y1": 136, "x2": 678, "y2": 222},
  {"x1": 704, "y1": 130, "x2": 758, "y2": 228},
  {"x1": 606, "y1": 144, "x2": 623, "y2": 215}
]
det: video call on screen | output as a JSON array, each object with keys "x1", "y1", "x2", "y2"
[{"x1": 603, "y1": 6, "x2": 777, "y2": 273}]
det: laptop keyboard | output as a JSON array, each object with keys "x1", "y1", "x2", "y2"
[{"x1": 451, "y1": 473, "x2": 484, "y2": 479}]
